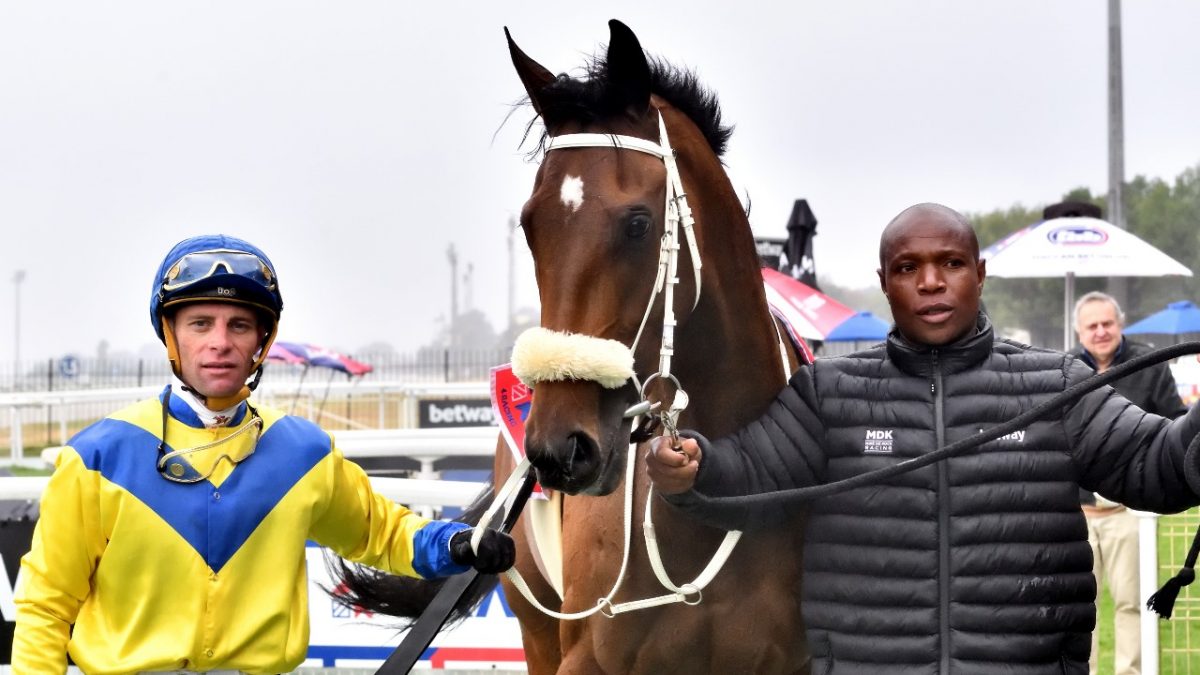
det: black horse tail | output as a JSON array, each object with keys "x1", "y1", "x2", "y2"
[{"x1": 327, "y1": 482, "x2": 502, "y2": 628}]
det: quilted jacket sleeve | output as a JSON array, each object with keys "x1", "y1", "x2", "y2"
[
  {"x1": 1066, "y1": 356, "x2": 1200, "y2": 514},
  {"x1": 664, "y1": 364, "x2": 827, "y2": 530}
]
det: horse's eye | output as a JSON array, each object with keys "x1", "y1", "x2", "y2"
[{"x1": 624, "y1": 212, "x2": 652, "y2": 239}]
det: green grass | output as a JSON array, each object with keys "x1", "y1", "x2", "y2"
[
  {"x1": 1067, "y1": 512, "x2": 1200, "y2": 675},
  {"x1": 1096, "y1": 587, "x2": 1115, "y2": 675},
  {"x1": 7, "y1": 465, "x2": 52, "y2": 476},
  {"x1": 1153, "y1": 511, "x2": 1200, "y2": 674}
]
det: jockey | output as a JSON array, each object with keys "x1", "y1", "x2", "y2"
[{"x1": 12, "y1": 234, "x2": 514, "y2": 673}]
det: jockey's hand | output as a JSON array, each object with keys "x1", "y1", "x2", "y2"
[
  {"x1": 646, "y1": 435, "x2": 701, "y2": 495},
  {"x1": 450, "y1": 528, "x2": 516, "y2": 574}
]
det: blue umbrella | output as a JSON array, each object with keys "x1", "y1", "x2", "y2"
[
  {"x1": 1124, "y1": 300, "x2": 1200, "y2": 335},
  {"x1": 824, "y1": 311, "x2": 890, "y2": 342}
]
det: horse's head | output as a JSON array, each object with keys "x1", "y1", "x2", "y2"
[{"x1": 505, "y1": 21, "x2": 726, "y2": 496}]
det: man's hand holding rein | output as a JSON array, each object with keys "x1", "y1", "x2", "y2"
[{"x1": 646, "y1": 435, "x2": 702, "y2": 495}]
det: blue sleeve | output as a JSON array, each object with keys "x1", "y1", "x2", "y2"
[{"x1": 411, "y1": 520, "x2": 472, "y2": 578}]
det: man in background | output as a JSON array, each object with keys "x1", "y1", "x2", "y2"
[{"x1": 1073, "y1": 290, "x2": 1188, "y2": 675}]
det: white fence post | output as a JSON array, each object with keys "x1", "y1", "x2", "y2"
[
  {"x1": 1136, "y1": 510, "x2": 1160, "y2": 675},
  {"x1": 9, "y1": 406, "x2": 21, "y2": 465}
]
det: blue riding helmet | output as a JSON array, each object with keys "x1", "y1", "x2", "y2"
[
  {"x1": 150, "y1": 234, "x2": 284, "y2": 340},
  {"x1": 150, "y1": 235, "x2": 284, "y2": 406}
]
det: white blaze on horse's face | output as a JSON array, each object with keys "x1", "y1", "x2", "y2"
[{"x1": 560, "y1": 175, "x2": 584, "y2": 213}]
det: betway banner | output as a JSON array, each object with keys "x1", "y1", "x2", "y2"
[{"x1": 419, "y1": 399, "x2": 495, "y2": 428}]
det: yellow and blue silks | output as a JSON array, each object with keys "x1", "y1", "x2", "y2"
[{"x1": 13, "y1": 389, "x2": 469, "y2": 674}]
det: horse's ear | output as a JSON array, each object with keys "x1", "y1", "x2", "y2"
[
  {"x1": 606, "y1": 19, "x2": 651, "y2": 116},
  {"x1": 505, "y1": 27, "x2": 555, "y2": 116}
]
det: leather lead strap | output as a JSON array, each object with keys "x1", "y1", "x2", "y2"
[{"x1": 375, "y1": 471, "x2": 537, "y2": 674}]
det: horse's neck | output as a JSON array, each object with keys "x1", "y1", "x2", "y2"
[
  {"x1": 646, "y1": 106, "x2": 792, "y2": 437},
  {"x1": 673, "y1": 194, "x2": 792, "y2": 439}
]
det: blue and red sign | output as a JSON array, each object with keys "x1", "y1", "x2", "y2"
[{"x1": 1047, "y1": 225, "x2": 1108, "y2": 246}]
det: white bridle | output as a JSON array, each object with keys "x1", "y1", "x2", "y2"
[
  {"x1": 512, "y1": 113, "x2": 702, "y2": 405},
  {"x1": 486, "y1": 112, "x2": 752, "y2": 620}
]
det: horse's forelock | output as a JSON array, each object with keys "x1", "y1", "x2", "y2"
[{"x1": 524, "y1": 53, "x2": 732, "y2": 158}]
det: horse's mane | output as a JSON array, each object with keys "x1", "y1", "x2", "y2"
[{"x1": 525, "y1": 52, "x2": 733, "y2": 158}]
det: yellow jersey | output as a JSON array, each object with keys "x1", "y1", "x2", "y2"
[{"x1": 13, "y1": 391, "x2": 469, "y2": 673}]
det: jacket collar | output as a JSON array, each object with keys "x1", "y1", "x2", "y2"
[
  {"x1": 886, "y1": 312, "x2": 994, "y2": 377},
  {"x1": 159, "y1": 382, "x2": 248, "y2": 429},
  {"x1": 1073, "y1": 336, "x2": 1127, "y2": 371}
]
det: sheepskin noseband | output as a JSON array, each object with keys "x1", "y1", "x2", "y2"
[{"x1": 512, "y1": 327, "x2": 635, "y2": 389}]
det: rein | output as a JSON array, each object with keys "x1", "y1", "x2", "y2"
[
  {"x1": 680, "y1": 339, "x2": 1200, "y2": 621},
  {"x1": 375, "y1": 470, "x2": 537, "y2": 674},
  {"x1": 687, "y1": 340, "x2": 1200, "y2": 510},
  {"x1": 381, "y1": 342, "x2": 1200, "y2": 673}
]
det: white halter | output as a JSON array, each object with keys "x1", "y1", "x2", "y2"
[{"x1": 488, "y1": 112, "x2": 751, "y2": 620}]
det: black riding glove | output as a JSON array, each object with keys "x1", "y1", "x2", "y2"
[{"x1": 449, "y1": 528, "x2": 516, "y2": 574}]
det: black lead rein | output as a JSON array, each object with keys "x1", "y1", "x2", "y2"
[
  {"x1": 375, "y1": 471, "x2": 538, "y2": 674},
  {"x1": 689, "y1": 340, "x2": 1200, "y2": 509},
  {"x1": 685, "y1": 341, "x2": 1200, "y2": 619},
  {"x1": 377, "y1": 340, "x2": 1200, "y2": 675}
]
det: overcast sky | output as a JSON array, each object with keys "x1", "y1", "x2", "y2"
[{"x1": 3, "y1": 1, "x2": 1199, "y2": 363}]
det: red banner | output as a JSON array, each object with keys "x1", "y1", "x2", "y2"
[{"x1": 489, "y1": 364, "x2": 545, "y2": 498}]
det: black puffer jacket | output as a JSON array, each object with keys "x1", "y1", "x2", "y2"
[
  {"x1": 1073, "y1": 337, "x2": 1187, "y2": 506},
  {"x1": 667, "y1": 315, "x2": 1200, "y2": 675}
]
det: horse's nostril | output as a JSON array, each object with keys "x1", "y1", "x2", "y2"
[
  {"x1": 564, "y1": 431, "x2": 591, "y2": 474},
  {"x1": 528, "y1": 430, "x2": 602, "y2": 493}
]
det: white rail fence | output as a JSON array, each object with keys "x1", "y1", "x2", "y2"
[{"x1": 0, "y1": 381, "x2": 491, "y2": 466}]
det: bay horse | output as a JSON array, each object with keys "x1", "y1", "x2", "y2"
[{"x1": 336, "y1": 19, "x2": 812, "y2": 674}]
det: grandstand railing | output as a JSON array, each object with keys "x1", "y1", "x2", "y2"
[
  {"x1": 0, "y1": 381, "x2": 492, "y2": 464},
  {"x1": 0, "y1": 348, "x2": 511, "y2": 392}
]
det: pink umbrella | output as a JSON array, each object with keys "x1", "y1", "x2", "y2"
[
  {"x1": 267, "y1": 342, "x2": 307, "y2": 365},
  {"x1": 293, "y1": 343, "x2": 373, "y2": 377},
  {"x1": 266, "y1": 341, "x2": 373, "y2": 419}
]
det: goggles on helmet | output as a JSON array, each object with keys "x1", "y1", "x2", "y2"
[
  {"x1": 156, "y1": 395, "x2": 264, "y2": 484},
  {"x1": 161, "y1": 249, "x2": 277, "y2": 296}
]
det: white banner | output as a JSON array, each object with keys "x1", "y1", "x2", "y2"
[{"x1": 301, "y1": 544, "x2": 527, "y2": 670}]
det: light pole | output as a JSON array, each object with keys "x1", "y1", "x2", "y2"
[
  {"x1": 13, "y1": 269, "x2": 25, "y2": 390},
  {"x1": 446, "y1": 244, "x2": 458, "y2": 348},
  {"x1": 1106, "y1": 0, "x2": 1128, "y2": 308}
]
